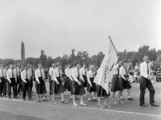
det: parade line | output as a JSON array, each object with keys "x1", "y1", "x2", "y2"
[{"x1": 0, "y1": 98, "x2": 161, "y2": 118}]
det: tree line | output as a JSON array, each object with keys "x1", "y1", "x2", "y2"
[{"x1": 0, "y1": 45, "x2": 161, "y2": 70}]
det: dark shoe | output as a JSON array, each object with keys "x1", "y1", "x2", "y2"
[
  {"x1": 128, "y1": 97, "x2": 134, "y2": 101},
  {"x1": 22, "y1": 99, "x2": 26, "y2": 101},
  {"x1": 42, "y1": 99, "x2": 48, "y2": 102},
  {"x1": 151, "y1": 104, "x2": 159, "y2": 107},
  {"x1": 37, "y1": 100, "x2": 41, "y2": 102},
  {"x1": 14, "y1": 96, "x2": 19, "y2": 99},
  {"x1": 62, "y1": 101, "x2": 68, "y2": 104},
  {"x1": 140, "y1": 104, "x2": 148, "y2": 107}
]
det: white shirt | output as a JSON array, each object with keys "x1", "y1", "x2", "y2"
[
  {"x1": 119, "y1": 66, "x2": 127, "y2": 80},
  {"x1": 0, "y1": 69, "x2": 5, "y2": 77},
  {"x1": 65, "y1": 68, "x2": 70, "y2": 77},
  {"x1": 79, "y1": 67, "x2": 85, "y2": 81},
  {"x1": 27, "y1": 68, "x2": 33, "y2": 80},
  {"x1": 54, "y1": 68, "x2": 60, "y2": 77},
  {"x1": 35, "y1": 68, "x2": 44, "y2": 82},
  {"x1": 68, "y1": 68, "x2": 73, "y2": 81},
  {"x1": 87, "y1": 70, "x2": 94, "y2": 78},
  {"x1": 49, "y1": 67, "x2": 53, "y2": 76},
  {"x1": 7, "y1": 68, "x2": 14, "y2": 81},
  {"x1": 112, "y1": 64, "x2": 119, "y2": 75},
  {"x1": 21, "y1": 70, "x2": 28, "y2": 82},
  {"x1": 140, "y1": 62, "x2": 150, "y2": 78},
  {"x1": 13, "y1": 68, "x2": 18, "y2": 81},
  {"x1": 71, "y1": 67, "x2": 79, "y2": 82}
]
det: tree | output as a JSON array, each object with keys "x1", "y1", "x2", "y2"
[{"x1": 39, "y1": 50, "x2": 47, "y2": 67}]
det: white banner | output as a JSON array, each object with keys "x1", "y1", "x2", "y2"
[{"x1": 94, "y1": 39, "x2": 118, "y2": 94}]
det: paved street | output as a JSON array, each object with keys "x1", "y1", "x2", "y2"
[{"x1": 0, "y1": 83, "x2": 161, "y2": 120}]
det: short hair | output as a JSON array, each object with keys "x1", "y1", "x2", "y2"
[{"x1": 74, "y1": 61, "x2": 80, "y2": 67}]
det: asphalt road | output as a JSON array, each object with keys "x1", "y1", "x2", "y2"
[{"x1": 0, "y1": 82, "x2": 161, "y2": 120}]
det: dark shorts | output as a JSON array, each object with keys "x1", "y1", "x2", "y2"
[
  {"x1": 87, "y1": 77, "x2": 96, "y2": 92},
  {"x1": 111, "y1": 75, "x2": 123, "y2": 92},
  {"x1": 97, "y1": 85, "x2": 110, "y2": 97},
  {"x1": 72, "y1": 77, "x2": 85, "y2": 96}
]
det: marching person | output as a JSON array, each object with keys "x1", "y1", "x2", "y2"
[
  {"x1": 65, "y1": 64, "x2": 73, "y2": 99},
  {"x1": 111, "y1": 61, "x2": 124, "y2": 104},
  {"x1": 52, "y1": 63, "x2": 68, "y2": 104},
  {"x1": 16, "y1": 64, "x2": 22, "y2": 95},
  {"x1": 71, "y1": 61, "x2": 86, "y2": 107},
  {"x1": 7, "y1": 64, "x2": 17, "y2": 99},
  {"x1": 27, "y1": 64, "x2": 33, "y2": 100},
  {"x1": 0, "y1": 65, "x2": 5, "y2": 97},
  {"x1": 35, "y1": 63, "x2": 47, "y2": 102},
  {"x1": 21, "y1": 65, "x2": 31, "y2": 101},
  {"x1": 119, "y1": 60, "x2": 134, "y2": 101},
  {"x1": 87, "y1": 65, "x2": 97, "y2": 102},
  {"x1": 140, "y1": 56, "x2": 159, "y2": 107},
  {"x1": 49, "y1": 64, "x2": 54, "y2": 95},
  {"x1": 13, "y1": 65, "x2": 19, "y2": 98},
  {"x1": 79, "y1": 63, "x2": 88, "y2": 89}
]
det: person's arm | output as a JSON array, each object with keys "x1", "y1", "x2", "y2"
[
  {"x1": 79, "y1": 69, "x2": 84, "y2": 82},
  {"x1": 140, "y1": 63, "x2": 148, "y2": 79},
  {"x1": 53, "y1": 69, "x2": 59, "y2": 84},
  {"x1": 113, "y1": 64, "x2": 119, "y2": 70},
  {"x1": 21, "y1": 71, "x2": 27, "y2": 83},
  {"x1": 68, "y1": 69, "x2": 73, "y2": 81},
  {"x1": 119, "y1": 67, "x2": 127, "y2": 80},
  {"x1": 35, "y1": 70, "x2": 40, "y2": 83},
  {"x1": 7, "y1": 70, "x2": 11, "y2": 83},
  {"x1": 87, "y1": 71, "x2": 92, "y2": 87},
  {"x1": 71, "y1": 69, "x2": 80, "y2": 83}
]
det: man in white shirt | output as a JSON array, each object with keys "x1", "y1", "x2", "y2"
[
  {"x1": 27, "y1": 64, "x2": 33, "y2": 100},
  {"x1": 140, "y1": 56, "x2": 159, "y2": 107},
  {"x1": 7, "y1": 64, "x2": 17, "y2": 99},
  {"x1": 21, "y1": 65, "x2": 29, "y2": 101},
  {"x1": 49, "y1": 63, "x2": 55, "y2": 95},
  {"x1": 13, "y1": 64, "x2": 19, "y2": 97}
]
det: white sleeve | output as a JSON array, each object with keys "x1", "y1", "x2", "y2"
[
  {"x1": 53, "y1": 69, "x2": 58, "y2": 82},
  {"x1": 79, "y1": 69, "x2": 84, "y2": 82},
  {"x1": 35, "y1": 70, "x2": 40, "y2": 82},
  {"x1": 7, "y1": 70, "x2": 11, "y2": 82},
  {"x1": 87, "y1": 71, "x2": 91, "y2": 85},
  {"x1": 140, "y1": 63, "x2": 148, "y2": 78},
  {"x1": 119, "y1": 67, "x2": 126, "y2": 80},
  {"x1": 21, "y1": 71, "x2": 26, "y2": 82},
  {"x1": 71, "y1": 69, "x2": 79, "y2": 83}
]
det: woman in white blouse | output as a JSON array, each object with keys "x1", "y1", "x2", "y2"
[
  {"x1": 52, "y1": 63, "x2": 68, "y2": 104},
  {"x1": 87, "y1": 65, "x2": 97, "y2": 102},
  {"x1": 71, "y1": 61, "x2": 86, "y2": 107}
]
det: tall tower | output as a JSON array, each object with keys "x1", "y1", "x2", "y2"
[{"x1": 21, "y1": 41, "x2": 25, "y2": 67}]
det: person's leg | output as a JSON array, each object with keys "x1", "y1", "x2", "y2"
[
  {"x1": 80, "y1": 95, "x2": 86, "y2": 106},
  {"x1": 8, "y1": 81, "x2": 11, "y2": 99},
  {"x1": 22, "y1": 81, "x2": 25, "y2": 100},
  {"x1": 139, "y1": 77, "x2": 147, "y2": 106},
  {"x1": 72, "y1": 95, "x2": 78, "y2": 106},
  {"x1": 0, "y1": 80, "x2": 2, "y2": 97},
  {"x1": 103, "y1": 97, "x2": 110, "y2": 108},
  {"x1": 146, "y1": 80, "x2": 155, "y2": 105}
]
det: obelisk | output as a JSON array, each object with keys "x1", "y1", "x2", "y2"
[{"x1": 21, "y1": 41, "x2": 25, "y2": 67}]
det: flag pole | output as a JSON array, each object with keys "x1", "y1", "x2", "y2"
[{"x1": 108, "y1": 36, "x2": 118, "y2": 54}]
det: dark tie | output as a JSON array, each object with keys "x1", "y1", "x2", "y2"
[
  {"x1": 26, "y1": 70, "x2": 28, "y2": 79},
  {"x1": 147, "y1": 63, "x2": 149, "y2": 75},
  {"x1": 12, "y1": 69, "x2": 14, "y2": 78},
  {"x1": 40, "y1": 69, "x2": 42, "y2": 77}
]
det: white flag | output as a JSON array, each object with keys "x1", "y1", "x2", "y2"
[{"x1": 94, "y1": 39, "x2": 118, "y2": 94}]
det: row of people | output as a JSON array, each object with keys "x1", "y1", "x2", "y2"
[{"x1": 1, "y1": 56, "x2": 158, "y2": 108}]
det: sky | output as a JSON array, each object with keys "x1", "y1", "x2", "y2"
[{"x1": 0, "y1": 0, "x2": 161, "y2": 59}]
